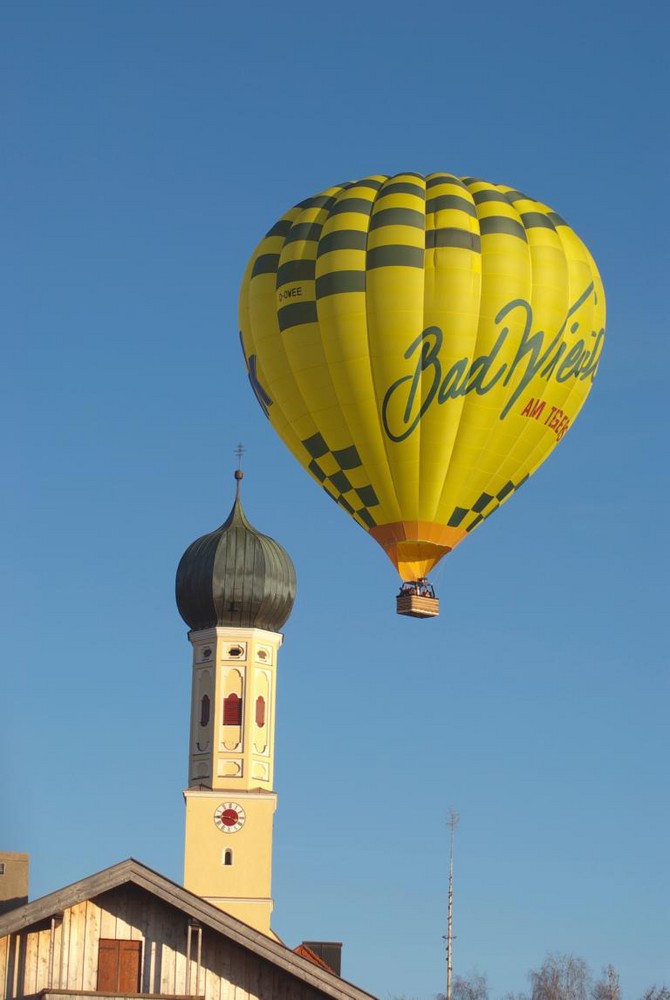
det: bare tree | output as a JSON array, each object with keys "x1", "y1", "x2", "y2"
[
  {"x1": 639, "y1": 988, "x2": 670, "y2": 1000},
  {"x1": 436, "y1": 971, "x2": 488, "y2": 1000},
  {"x1": 529, "y1": 954, "x2": 591, "y2": 1000},
  {"x1": 592, "y1": 966, "x2": 620, "y2": 1000},
  {"x1": 454, "y1": 973, "x2": 489, "y2": 1000}
]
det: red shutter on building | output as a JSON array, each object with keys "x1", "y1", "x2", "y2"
[
  {"x1": 223, "y1": 693, "x2": 242, "y2": 725},
  {"x1": 97, "y1": 940, "x2": 118, "y2": 992},
  {"x1": 97, "y1": 939, "x2": 141, "y2": 993}
]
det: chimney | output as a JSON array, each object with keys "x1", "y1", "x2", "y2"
[
  {"x1": 0, "y1": 853, "x2": 29, "y2": 915},
  {"x1": 301, "y1": 941, "x2": 342, "y2": 976}
]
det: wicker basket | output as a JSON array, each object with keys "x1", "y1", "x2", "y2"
[{"x1": 396, "y1": 593, "x2": 440, "y2": 618}]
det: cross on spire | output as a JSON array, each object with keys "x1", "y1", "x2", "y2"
[{"x1": 234, "y1": 443, "x2": 245, "y2": 495}]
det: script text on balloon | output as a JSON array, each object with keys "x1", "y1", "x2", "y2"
[{"x1": 381, "y1": 283, "x2": 604, "y2": 443}]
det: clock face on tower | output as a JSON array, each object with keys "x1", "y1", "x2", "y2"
[{"x1": 214, "y1": 801, "x2": 246, "y2": 833}]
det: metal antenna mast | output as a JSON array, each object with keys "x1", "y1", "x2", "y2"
[{"x1": 445, "y1": 810, "x2": 459, "y2": 1000}]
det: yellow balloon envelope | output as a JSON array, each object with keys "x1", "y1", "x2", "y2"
[{"x1": 239, "y1": 173, "x2": 605, "y2": 582}]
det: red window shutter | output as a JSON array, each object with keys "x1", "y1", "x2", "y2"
[
  {"x1": 97, "y1": 940, "x2": 118, "y2": 992},
  {"x1": 223, "y1": 693, "x2": 242, "y2": 725},
  {"x1": 97, "y1": 939, "x2": 141, "y2": 993},
  {"x1": 118, "y1": 940, "x2": 141, "y2": 993}
]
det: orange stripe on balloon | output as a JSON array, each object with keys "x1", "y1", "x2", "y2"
[
  {"x1": 371, "y1": 521, "x2": 467, "y2": 548},
  {"x1": 370, "y1": 521, "x2": 467, "y2": 579}
]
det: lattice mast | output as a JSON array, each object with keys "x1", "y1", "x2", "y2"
[{"x1": 445, "y1": 810, "x2": 459, "y2": 1000}]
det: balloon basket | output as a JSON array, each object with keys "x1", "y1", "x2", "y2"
[{"x1": 396, "y1": 581, "x2": 439, "y2": 619}]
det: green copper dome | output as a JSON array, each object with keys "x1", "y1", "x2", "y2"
[{"x1": 176, "y1": 472, "x2": 296, "y2": 633}]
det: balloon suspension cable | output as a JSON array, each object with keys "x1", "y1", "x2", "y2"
[{"x1": 398, "y1": 578, "x2": 436, "y2": 599}]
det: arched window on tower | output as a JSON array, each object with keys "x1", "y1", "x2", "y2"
[
  {"x1": 223, "y1": 849, "x2": 233, "y2": 866},
  {"x1": 223, "y1": 693, "x2": 242, "y2": 725},
  {"x1": 199, "y1": 694, "x2": 210, "y2": 727},
  {"x1": 255, "y1": 696, "x2": 266, "y2": 728}
]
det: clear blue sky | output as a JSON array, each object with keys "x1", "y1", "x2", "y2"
[{"x1": 2, "y1": 3, "x2": 668, "y2": 998}]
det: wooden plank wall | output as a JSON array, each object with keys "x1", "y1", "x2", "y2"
[{"x1": 0, "y1": 885, "x2": 336, "y2": 1000}]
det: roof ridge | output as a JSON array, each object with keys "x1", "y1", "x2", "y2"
[{"x1": 0, "y1": 858, "x2": 378, "y2": 1000}]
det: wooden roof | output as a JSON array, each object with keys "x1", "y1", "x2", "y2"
[{"x1": 0, "y1": 858, "x2": 377, "y2": 1000}]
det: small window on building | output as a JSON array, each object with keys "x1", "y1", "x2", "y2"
[
  {"x1": 255, "y1": 696, "x2": 266, "y2": 728},
  {"x1": 223, "y1": 692, "x2": 242, "y2": 725},
  {"x1": 223, "y1": 849, "x2": 233, "y2": 866},
  {"x1": 199, "y1": 694, "x2": 210, "y2": 727},
  {"x1": 0, "y1": 863, "x2": 5, "y2": 875}
]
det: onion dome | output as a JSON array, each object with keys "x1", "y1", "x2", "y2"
[{"x1": 176, "y1": 470, "x2": 296, "y2": 633}]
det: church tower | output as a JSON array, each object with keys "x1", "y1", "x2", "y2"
[{"x1": 175, "y1": 469, "x2": 296, "y2": 937}]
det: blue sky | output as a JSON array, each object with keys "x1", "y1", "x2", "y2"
[{"x1": 1, "y1": 2, "x2": 668, "y2": 998}]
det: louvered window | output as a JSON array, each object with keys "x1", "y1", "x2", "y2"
[{"x1": 223, "y1": 692, "x2": 242, "y2": 725}]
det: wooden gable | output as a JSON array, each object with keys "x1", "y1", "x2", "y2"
[{"x1": 0, "y1": 860, "x2": 376, "y2": 1000}]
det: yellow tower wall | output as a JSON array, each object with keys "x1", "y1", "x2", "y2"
[{"x1": 183, "y1": 626, "x2": 283, "y2": 937}]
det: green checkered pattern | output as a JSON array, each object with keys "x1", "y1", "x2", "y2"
[
  {"x1": 302, "y1": 432, "x2": 380, "y2": 529},
  {"x1": 448, "y1": 475, "x2": 530, "y2": 534}
]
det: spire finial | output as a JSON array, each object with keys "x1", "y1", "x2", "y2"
[{"x1": 234, "y1": 442, "x2": 245, "y2": 498}]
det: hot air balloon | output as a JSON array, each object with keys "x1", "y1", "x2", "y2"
[{"x1": 239, "y1": 173, "x2": 605, "y2": 618}]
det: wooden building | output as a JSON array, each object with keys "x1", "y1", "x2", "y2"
[{"x1": 0, "y1": 858, "x2": 376, "y2": 1000}]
